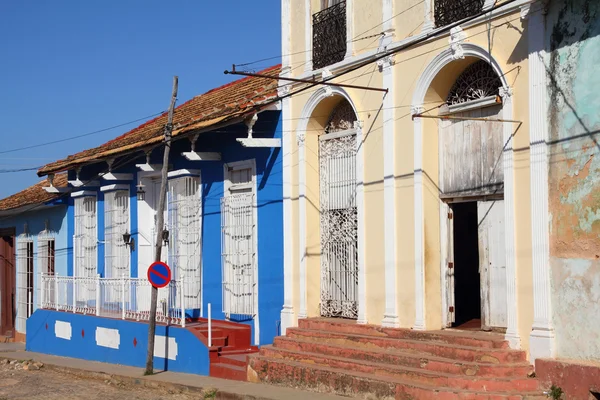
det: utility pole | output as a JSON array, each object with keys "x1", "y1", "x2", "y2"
[{"x1": 145, "y1": 76, "x2": 178, "y2": 375}]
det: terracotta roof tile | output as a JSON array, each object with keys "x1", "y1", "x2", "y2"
[
  {"x1": 38, "y1": 65, "x2": 281, "y2": 176},
  {"x1": 0, "y1": 173, "x2": 68, "y2": 212}
]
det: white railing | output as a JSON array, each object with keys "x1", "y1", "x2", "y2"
[{"x1": 40, "y1": 273, "x2": 186, "y2": 326}]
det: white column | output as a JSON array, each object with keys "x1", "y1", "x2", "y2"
[
  {"x1": 412, "y1": 105, "x2": 426, "y2": 331},
  {"x1": 345, "y1": 0, "x2": 354, "y2": 59},
  {"x1": 297, "y1": 131, "x2": 308, "y2": 319},
  {"x1": 380, "y1": 0, "x2": 399, "y2": 328},
  {"x1": 355, "y1": 121, "x2": 367, "y2": 324},
  {"x1": 527, "y1": 8, "x2": 555, "y2": 362},
  {"x1": 304, "y1": 0, "x2": 312, "y2": 72},
  {"x1": 422, "y1": 0, "x2": 434, "y2": 33},
  {"x1": 280, "y1": 0, "x2": 296, "y2": 335},
  {"x1": 500, "y1": 87, "x2": 520, "y2": 349}
]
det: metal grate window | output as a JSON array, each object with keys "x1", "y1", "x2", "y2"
[
  {"x1": 16, "y1": 235, "x2": 34, "y2": 333},
  {"x1": 38, "y1": 232, "x2": 55, "y2": 309},
  {"x1": 221, "y1": 163, "x2": 256, "y2": 318},
  {"x1": 434, "y1": 0, "x2": 485, "y2": 28},
  {"x1": 312, "y1": 0, "x2": 347, "y2": 70},
  {"x1": 104, "y1": 190, "x2": 130, "y2": 279},
  {"x1": 168, "y1": 176, "x2": 202, "y2": 311},
  {"x1": 446, "y1": 60, "x2": 502, "y2": 105},
  {"x1": 74, "y1": 196, "x2": 97, "y2": 278}
]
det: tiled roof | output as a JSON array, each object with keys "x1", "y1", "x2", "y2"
[
  {"x1": 38, "y1": 65, "x2": 282, "y2": 176},
  {"x1": 0, "y1": 173, "x2": 68, "y2": 212}
]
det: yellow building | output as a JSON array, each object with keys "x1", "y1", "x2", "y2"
[{"x1": 278, "y1": 0, "x2": 555, "y2": 365}]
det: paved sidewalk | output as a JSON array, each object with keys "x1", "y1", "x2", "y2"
[{"x1": 0, "y1": 343, "x2": 347, "y2": 399}]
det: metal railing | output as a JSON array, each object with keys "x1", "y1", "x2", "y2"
[
  {"x1": 434, "y1": 0, "x2": 485, "y2": 28},
  {"x1": 312, "y1": 0, "x2": 347, "y2": 70},
  {"x1": 40, "y1": 273, "x2": 186, "y2": 326}
]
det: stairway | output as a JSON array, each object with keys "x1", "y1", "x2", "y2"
[
  {"x1": 186, "y1": 319, "x2": 258, "y2": 381},
  {"x1": 248, "y1": 318, "x2": 546, "y2": 399}
]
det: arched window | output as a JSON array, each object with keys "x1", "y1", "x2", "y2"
[
  {"x1": 325, "y1": 99, "x2": 357, "y2": 133},
  {"x1": 446, "y1": 60, "x2": 502, "y2": 105}
]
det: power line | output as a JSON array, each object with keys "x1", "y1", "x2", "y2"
[
  {"x1": 0, "y1": 166, "x2": 41, "y2": 174},
  {"x1": 0, "y1": 111, "x2": 166, "y2": 155}
]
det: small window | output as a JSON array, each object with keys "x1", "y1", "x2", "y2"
[{"x1": 16, "y1": 235, "x2": 34, "y2": 333}]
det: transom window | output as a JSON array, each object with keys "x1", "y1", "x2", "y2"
[{"x1": 446, "y1": 60, "x2": 503, "y2": 105}]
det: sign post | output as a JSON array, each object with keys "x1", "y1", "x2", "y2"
[{"x1": 147, "y1": 261, "x2": 172, "y2": 289}]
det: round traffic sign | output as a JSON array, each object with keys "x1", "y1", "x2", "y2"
[{"x1": 147, "y1": 261, "x2": 172, "y2": 288}]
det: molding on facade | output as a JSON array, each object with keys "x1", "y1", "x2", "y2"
[
  {"x1": 380, "y1": 0, "x2": 399, "y2": 328},
  {"x1": 167, "y1": 169, "x2": 201, "y2": 179},
  {"x1": 71, "y1": 190, "x2": 96, "y2": 198},
  {"x1": 295, "y1": 86, "x2": 364, "y2": 323},
  {"x1": 527, "y1": 7, "x2": 555, "y2": 362},
  {"x1": 345, "y1": 0, "x2": 354, "y2": 59},
  {"x1": 100, "y1": 184, "x2": 129, "y2": 193},
  {"x1": 422, "y1": 0, "x2": 434, "y2": 33},
  {"x1": 449, "y1": 27, "x2": 467, "y2": 60},
  {"x1": 280, "y1": 0, "x2": 296, "y2": 335},
  {"x1": 304, "y1": 0, "x2": 312, "y2": 73},
  {"x1": 411, "y1": 44, "x2": 519, "y2": 340}
]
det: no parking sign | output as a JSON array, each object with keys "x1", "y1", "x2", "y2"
[{"x1": 147, "y1": 261, "x2": 172, "y2": 288}]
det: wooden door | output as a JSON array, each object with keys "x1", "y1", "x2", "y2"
[
  {"x1": 477, "y1": 200, "x2": 507, "y2": 330},
  {"x1": 441, "y1": 202, "x2": 455, "y2": 327},
  {"x1": 0, "y1": 233, "x2": 15, "y2": 337}
]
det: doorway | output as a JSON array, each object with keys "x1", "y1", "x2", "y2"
[
  {"x1": 0, "y1": 230, "x2": 16, "y2": 338},
  {"x1": 451, "y1": 202, "x2": 481, "y2": 328}
]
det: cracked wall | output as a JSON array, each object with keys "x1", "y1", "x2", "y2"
[{"x1": 546, "y1": 0, "x2": 600, "y2": 360}]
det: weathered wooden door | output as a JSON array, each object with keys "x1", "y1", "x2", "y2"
[
  {"x1": 0, "y1": 232, "x2": 15, "y2": 337},
  {"x1": 477, "y1": 200, "x2": 507, "y2": 330},
  {"x1": 441, "y1": 203, "x2": 455, "y2": 327}
]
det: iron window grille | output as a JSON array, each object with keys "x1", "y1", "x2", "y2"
[
  {"x1": 312, "y1": 0, "x2": 347, "y2": 70},
  {"x1": 434, "y1": 0, "x2": 485, "y2": 28},
  {"x1": 16, "y1": 235, "x2": 34, "y2": 333},
  {"x1": 446, "y1": 60, "x2": 502, "y2": 105}
]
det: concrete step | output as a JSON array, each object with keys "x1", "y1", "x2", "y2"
[
  {"x1": 286, "y1": 328, "x2": 527, "y2": 364},
  {"x1": 210, "y1": 362, "x2": 247, "y2": 381},
  {"x1": 219, "y1": 353, "x2": 248, "y2": 368},
  {"x1": 299, "y1": 318, "x2": 509, "y2": 349},
  {"x1": 273, "y1": 336, "x2": 533, "y2": 378},
  {"x1": 248, "y1": 355, "x2": 546, "y2": 400},
  {"x1": 259, "y1": 345, "x2": 539, "y2": 392}
]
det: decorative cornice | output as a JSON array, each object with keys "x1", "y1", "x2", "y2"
[
  {"x1": 377, "y1": 55, "x2": 395, "y2": 72},
  {"x1": 411, "y1": 105, "x2": 425, "y2": 116},
  {"x1": 499, "y1": 86, "x2": 514, "y2": 100},
  {"x1": 449, "y1": 27, "x2": 467, "y2": 60},
  {"x1": 296, "y1": 132, "x2": 306, "y2": 146}
]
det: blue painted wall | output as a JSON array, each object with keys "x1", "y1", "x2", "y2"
[
  {"x1": 63, "y1": 110, "x2": 284, "y2": 346},
  {"x1": 0, "y1": 203, "x2": 68, "y2": 333},
  {"x1": 27, "y1": 309, "x2": 209, "y2": 375}
]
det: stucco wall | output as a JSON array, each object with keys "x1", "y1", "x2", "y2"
[{"x1": 545, "y1": 0, "x2": 600, "y2": 361}]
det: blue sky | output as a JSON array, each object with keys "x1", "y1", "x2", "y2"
[{"x1": 0, "y1": 1, "x2": 281, "y2": 198}]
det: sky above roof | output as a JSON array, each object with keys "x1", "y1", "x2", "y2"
[{"x1": 0, "y1": 1, "x2": 281, "y2": 198}]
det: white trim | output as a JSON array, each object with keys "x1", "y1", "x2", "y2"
[
  {"x1": 304, "y1": 0, "x2": 312, "y2": 72},
  {"x1": 101, "y1": 173, "x2": 133, "y2": 181},
  {"x1": 345, "y1": 0, "x2": 354, "y2": 59},
  {"x1": 181, "y1": 152, "x2": 222, "y2": 161},
  {"x1": 443, "y1": 95, "x2": 501, "y2": 114},
  {"x1": 380, "y1": 23, "x2": 399, "y2": 327},
  {"x1": 295, "y1": 86, "x2": 366, "y2": 323},
  {"x1": 236, "y1": 138, "x2": 282, "y2": 148},
  {"x1": 71, "y1": 190, "x2": 97, "y2": 198},
  {"x1": 422, "y1": 0, "x2": 434, "y2": 33},
  {"x1": 167, "y1": 169, "x2": 201, "y2": 179},
  {"x1": 100, "y1": 184, "x2": 130, "y2": 193},
  {"x1": 69, "y1": 179, "x2": 100, "y2": 187},
  {"x1": 411, "y1": 44, "x2": 518, "y2": 339},
  {"x1": 135, "y1": 164, "x2": 162, "y2": 172},
  {"x1": 43, "y1": 186, "x2": 68, "y2": 194},
  {"x1": 319, "y1": 128, "x2": 357, "y2": 140},
  {"x1": 528, "y1": 8, "x2": 554, "y2": 362}
]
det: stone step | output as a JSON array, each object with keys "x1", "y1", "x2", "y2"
[
  {"x1": 273, "y1": 336, "x2": 533, "y2": 378},
  {"x1": 248, "y1": 355, "x2": 546, "y2": 400},
  {"x1": 286, "y1": 328, "x2": 527, "y2": 364},
  {"x1": 299, "y1": 318, "x2": 509, "y2": 349},
  {"x1": 210, "y1": 362, "x2": 247, "y2": 381},
  {"x1": 260, "y1": 345, "x2": 539, "y2": 392},
  {"x1": 219, "y1": 353, "x2": 248, "y2": 368}
]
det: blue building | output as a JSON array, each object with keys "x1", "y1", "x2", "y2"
[
  {"x1": 0, "y1": 174, "x2": 68, "y2": 342},
  {"x1": 26, "y1": 66, "x2": 284, "y2": 379}
]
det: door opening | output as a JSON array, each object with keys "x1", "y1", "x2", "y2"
[{"x1": 451, "y1": 202, "x2": 481, "y2": 328}]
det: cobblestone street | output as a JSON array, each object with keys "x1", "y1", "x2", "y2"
[{"x1": 0, "y1": 360, "x2": 205, "y2": 400}]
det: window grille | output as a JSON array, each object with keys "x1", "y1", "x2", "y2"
[
  {"x1": 446, "y1": 60, "x2": 502, "y2": 105},
  {"x1": 104, "y1": 190, "x2": 129, "y2": 279},
  {"x1": 168, "y1": 176, "x2": 202, "y2": 311},
  {"x1": 312, "y1": 0, "x2": 347, "y2": 70},
  {"x1": 434, "y1": 0, "x2": 485, "y2": 28},
  {"x1": 74, "y1": 196, "x2": 97, "y2": 278},
  {"x1": 16, "y1": 235, "x2": 33, "y2": 333},
  {"x1": 221, "y1": 163, "x2": 256, "y2": 318},
  {"x1": 38, "y1": 232, "x2": 55, "y2": 310}
]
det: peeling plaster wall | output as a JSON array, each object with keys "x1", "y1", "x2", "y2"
[{"x1": 545, "y1": 0, "x2": 600, "y2": 360}]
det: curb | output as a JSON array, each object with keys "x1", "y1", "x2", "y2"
[{"x1": 0, "y1": 354, "x2": 268, "y2": 400}]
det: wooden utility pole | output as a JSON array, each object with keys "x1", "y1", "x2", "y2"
[{"x1": 145, "y1": 76, "x2": 178, "y2": 375}]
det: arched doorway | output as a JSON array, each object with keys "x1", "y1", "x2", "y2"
[{"x1": 318, "y1": 99, "x2": 359, "y2": 319}]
